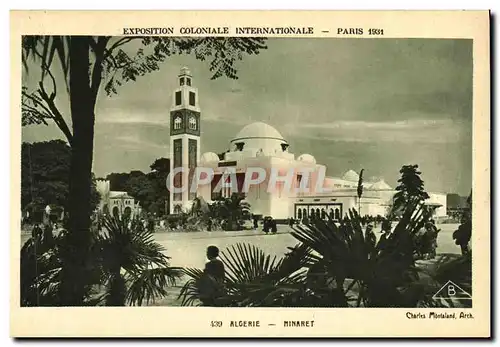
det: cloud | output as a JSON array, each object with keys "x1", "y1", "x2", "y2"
[
  {"x1": 282, "y1": 118, "x2": 468, "y2": 144},
  {"x1": 114, "y1": 135, "x2": 166, "y2": 150},
  {"x1": 97, "y1": 107, "x2": 249, "y2": 128}
]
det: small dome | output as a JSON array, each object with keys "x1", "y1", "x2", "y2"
[
  {"x1": 232, "y1": 122, "x2": 285, "y2": 142},
  {"x1": 369, "y1": 179, "x2": 392, "y2": 190},
  {"x1": 297, "y1": 154, "x2": 316, "y2": 164},
  {"x1": 342, "y1": 170, "x2": 360, "y2": 182},
  {"x1": 200, "y1": 152, "x2": 220, "y2": 163}
]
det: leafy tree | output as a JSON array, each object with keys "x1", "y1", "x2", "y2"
[
  {"x1": 22, "y1": 36, "x2": 267, "y2": 305},
  {"x1": 105, "y1": 157, "x2": 170, "y2": 216},
  {"x1": 391, "y1": 164, "x2": 430, "y2": 217},
  {"x1": 150, "y1": 157, "x2": 169, "y2": 174},
  {"x1": 147, "y1": 158, "x2": 170, "y2": 215},
  {"x1": 21, "y1": 140, "x2": 100, "y2": 220},
  {"x1": 21, "y1": 140, "x2": 70, "y2": 211},
  {"x1": 106, "y1": 172, "x2": 132, "y2": 191}
]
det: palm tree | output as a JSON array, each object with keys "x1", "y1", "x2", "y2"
[
  {"x1": 210, "y1": 193, "x2": 251, "y2": 231},
  {"x1": 179, "y1": 201, "x2": 468, "y2": 308},
  {"x1": 22, "y1": 36, "x2": 268, "y2": 305},
  {"x1": 21, "y1": 235, "x2": 66, "y2": 306},
  {"x1": 179, "y1": 243, "x2": 315, "y2": 307},
  {"x1": 20, "y1": 215, "x2": 182, "y2": 306}
]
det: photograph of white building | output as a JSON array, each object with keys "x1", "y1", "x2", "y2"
[{"x1": 168, "y1": 68, "x2": 447, "y2": 220}]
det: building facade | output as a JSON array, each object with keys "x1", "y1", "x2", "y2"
[
  {"x1": 168, "y1": 67, "x2": 447, "y2": 220},
  {"x1": 96, "y1": 179, "x2": 140, "y2": 218},
  {"x1": 169, "y1": 67, "x2": 201, "y2": 213}
]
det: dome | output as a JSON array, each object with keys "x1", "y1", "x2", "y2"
[
  {"x1": 369, "y1": 179, "x2": 392, "y2": 190},
  {"x1": 297, "y1": 154, "x2": 316, "y2": 164},
  {"x1": 200, "y1": 152, "x2": 220, "y2": 163},
  {"x1": 230, "y1": 122, "x2": 288, "y2": 156},
  {"x1": 342, "y1": 170, "x2": 360, "y2": 182},
  {"x1": 232, "y1": 122, "x2": 285, "y2": 142}
]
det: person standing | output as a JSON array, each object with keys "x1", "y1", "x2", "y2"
[
  {"x1": 263, "y1": 217, "x2": 269, "y2": 234},
  {"x1": 43, "y1": 223, "x2": 54, "y2": 247},
  {"x1": 199, "y1": 245, "x2": 225, "y2": 306},
  {"x1": 271, "y1": 218, "x2": 278, "y2": 234},
  {"x1": 365, "y1": 222, "x2": 377, "y2": 258},
  {"x1": 31, "y1": 223, "x2": 42, "y2": 240},
  {"x1": 253, "y1": 215, "x2": 259, "y2": 230},
  {"x1": 376, "y1": 220, "x2": 393, "y2": 253},
  {"x1": 425, "y1": 221, "x2": 440, "y2": 259}
]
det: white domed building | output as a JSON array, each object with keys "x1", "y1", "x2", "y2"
[{"x1": 168, "y1": 67, "x2": 447, "y2": 219}]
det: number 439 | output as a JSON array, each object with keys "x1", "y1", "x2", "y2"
[{"x1": 210, "y1": 321, "x2": 223, "y2": 327}]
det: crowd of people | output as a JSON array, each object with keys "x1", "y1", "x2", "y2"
[{"x1": 363, "y1": 218, "x2": 441, "y2": 260}]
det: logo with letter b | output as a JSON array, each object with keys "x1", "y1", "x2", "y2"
[{"x1": 433, "y1": 280, "x2": 472, "y2": 301}]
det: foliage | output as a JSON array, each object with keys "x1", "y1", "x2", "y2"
[
  {"x1": 357, "y1": 168, "x2": 364, "y2": 214},
  {"x1": 208, "y1": 193, "x2": 251, "y2": 231},
  {"x1": 105, "y1": 158, "x2": 170, "y2": 216},
  {"x1": 21, "y1": 140, "x2": 70, "y2": 210},
  {"x1": 21, "y1": 140, "x2": 100, "y2": 218},
  {"x1": 20, "y1": 216, "x2": 182, "y2": 307},
  {"x1": 22, "y1": 36, "x2": 268, "y2": 136},
  {"x1": 391, "y1": 164, "x2": 430, "y2": 217},
  {"x1": 357, "y1": 168, "x2": 364, "y2": 199},
  {"x1": 179, "y1": 243, "x2": 313, "y2": 307},
  {"x1": 95, "y1": 215, "x2": 182, "y2": 306},
  {"x1": 22, "y1": 36, "x2": 268, "y2": 305},
  {"x1": 179, "y1": 199, "x2": 469, "y2": 308},
  {"x1": 453, "y1": 190, "x2": 472, "y2": 255},
  {"x1": 21, "y1": 235, "x2": 64, "y2": 306}
]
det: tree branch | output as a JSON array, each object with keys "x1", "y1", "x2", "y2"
[
  {"x1": 22, "y1": 89, "x2": 53, "y2": 117},
  {"x1": 103, "y1": 37, "x2": 138, "y2": 60},
  {"x1": 90, "y1": 37, "x2": 110, "y2": 105},
  {"x1": 38, "y1": 83, "x2": 73, "y2": 146}
]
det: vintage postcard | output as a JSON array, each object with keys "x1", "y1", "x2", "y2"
[{"x1": 10, "y1": 10, "x2": 490, "y2": 338}]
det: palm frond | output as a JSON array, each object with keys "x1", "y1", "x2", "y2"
[
  {"x1": 178, "y1": 268, "x2": 205, "y2": 306},
  {"x1": 220, "y1": 243, "x2": 282, "y2": 284},
  {"x1": 126, "y1": 266, "x2": 183, "y2": 306}
]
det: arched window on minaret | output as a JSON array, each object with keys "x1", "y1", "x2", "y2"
[
  {"x1": 189, "y1": 116, "x2": 197, "y2": 130},
  {"x1": 174, "y1": 116, "x2": 182, "y2": 130}
]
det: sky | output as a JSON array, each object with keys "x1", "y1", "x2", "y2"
[{"x1": 22, "y1": 38, "x2": 473, "y2": 195}]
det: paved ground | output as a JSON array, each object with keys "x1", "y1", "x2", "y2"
[
  {"x1": 154, "y1": 223, "x2": 461, "y2": 269},
  {"x1": 21, "y1": 223, "x2": 461, "y2": 268},
  {"x1": 150, "y1": 223, "x2": 461, "y2": 306},
  {"x1": 20, "y1": 223, "x2": 461, "y2": 306}
]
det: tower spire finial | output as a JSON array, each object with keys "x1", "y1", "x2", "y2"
[{"x1": 179, "y1": 66, "x2": 192, "y2": 77}]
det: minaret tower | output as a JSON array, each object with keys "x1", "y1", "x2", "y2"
[{"x1": 169, "y1": 67, "x2": 201, "y2": 213}]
